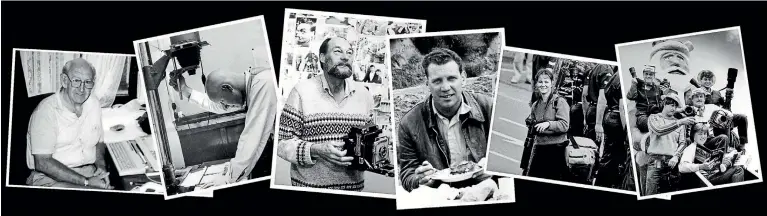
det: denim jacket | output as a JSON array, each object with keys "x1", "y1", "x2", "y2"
[{"x1": 397, "y1": 91, "x2": 494, "y2": 192}]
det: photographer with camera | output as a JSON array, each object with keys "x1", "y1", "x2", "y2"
[
  {"x1": 642, "y1": 93, "x2": 695, "y2": 195},
  {"x1": 685, "y1": 73, "x2": 749, "y2": 148},
  {"x1": 678, "y1": 123, "x2": 744, "y2": 185},
  {"x1": 397, "y1": 48, "x2": 495, "y2": 193},
  {"x1": 522, "y1": 68, "x2": 571, "y2": 181},
  {"x1": 277, "y1": 37, "x2": 377, "y2": 192}
]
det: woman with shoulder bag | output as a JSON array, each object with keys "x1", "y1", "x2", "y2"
[{"x1": 524, "y1": 69, "x2": 572, "y2": 181}]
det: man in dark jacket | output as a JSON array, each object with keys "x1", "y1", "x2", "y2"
[{"x1": 397, "y1": 48, "x2": 495, "y2": 192}]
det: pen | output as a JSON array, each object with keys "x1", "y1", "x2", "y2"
[{"x1": 131, "y1": 141, "x2": 149, "y2": 166}]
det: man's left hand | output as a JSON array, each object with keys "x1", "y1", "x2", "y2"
[
  {"x1": 93, "y1": 165, "x2": 111, "y2": 187},
  {"x1": 668, "y1": 156, "x2": 679, "y2": 168},
  {"x1": 198, "y1": 175, "x2": 230, "y2": 190},
  {"x1": 595, "y1": 125, "x2": 605, "y2": 144}
]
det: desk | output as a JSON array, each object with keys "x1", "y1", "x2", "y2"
[{"x1": 170, "y1": 159, "x2": 231, "y2": 195}]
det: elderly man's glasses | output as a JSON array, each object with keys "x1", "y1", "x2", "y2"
[{"x1": 65, "y1": 75, "x2": 95, "y2": 89}]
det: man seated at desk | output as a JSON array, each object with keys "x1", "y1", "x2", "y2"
[
  {"x1": 26, "y1": 58, "x2": 113, "y2": 190},
  {"x1": 397, "y1": 48, "x2": 496, "y2": 193},
  {"x1": 171, "y1": 66, "x2": 277, "y2": 188}
]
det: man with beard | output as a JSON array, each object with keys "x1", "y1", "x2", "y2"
[
  {"x1": 277, "y1": 37, "x2": 377, "y2": 191},
  {"x1": 397, "y1": 48, "x2": 494, "y2": 192},
  {"x1": 172, "y1": 66, "x2": 278, "y2": 189},
  {"x1": 26, "y1": 58, "x2": 112, "y2": 189}
]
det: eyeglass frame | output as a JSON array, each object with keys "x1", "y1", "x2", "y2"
[{"x1": 63, "y1": 74, "x2": 95, "y2": 89}]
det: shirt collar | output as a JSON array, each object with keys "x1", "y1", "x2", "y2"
[
  {"x1": 431, "y1": 95, "x2": 472, "y2": 122},
  {"x1": 320, "y1": 73, "x2": 355, "y2": 97}
]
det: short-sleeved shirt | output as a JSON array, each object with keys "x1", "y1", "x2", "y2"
[
  {"x1": 586, "y1": 65, "x2": 613, "y2": 104},
  {"x1": 26, "y1": 92, "x2": 104, "y2": 170},
  {"x1": 604, "y1": 72, "x2": 622, "y2": 109}
]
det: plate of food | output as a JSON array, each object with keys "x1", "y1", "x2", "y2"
[{"x1": 429, "y1": 161, "x2": 482, "y2": 183}]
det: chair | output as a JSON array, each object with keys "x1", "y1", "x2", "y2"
[{"x1": 8, "y1": 92, "x2": 54, "y2": 186}]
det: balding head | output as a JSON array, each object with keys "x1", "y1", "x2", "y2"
[
  {"x1": 319, "y1": 37, "x2": 354, "y2": 79},
  {"x1": 60, "y1": 58, "x2": 96, "y2": 105},
  {"x1": 204, "y1": 69, "x2": 246, "y2": 110}
]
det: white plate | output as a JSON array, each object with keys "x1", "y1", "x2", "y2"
[{"x1": 430, "y1": 167, "x2": 482, "y2": 183}]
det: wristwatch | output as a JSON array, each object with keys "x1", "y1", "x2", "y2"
[{"x1": 84, "y1": 179, "x2": 89, "y2": 187}]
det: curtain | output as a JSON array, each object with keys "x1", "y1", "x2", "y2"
[{"x1": 19, "y1": 50, "x2": 130, "y2": 108}]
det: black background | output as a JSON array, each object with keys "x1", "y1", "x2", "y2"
[{"x1": 2, "y1": 1, "x2": 766, "y2": 214}]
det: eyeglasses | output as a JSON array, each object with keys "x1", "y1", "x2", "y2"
[{"x1": 65, "y1": 74, "x2": 95, "y2": 89}]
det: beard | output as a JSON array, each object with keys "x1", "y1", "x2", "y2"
[{"x1": 327, "y1": 62, "x2": 353, "y2": 79}]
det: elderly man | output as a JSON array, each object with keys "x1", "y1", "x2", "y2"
[
  {"x1": 26, "y1": 58, "x2": 112, "y2": 189},
  {"x1": 277, "y1": 37, "x2": 376, "y2": 191},
  {"x1": 397, "y1": 48, "x2": 495, "y2": 192},
  {"x1": 172, "y1": 66, "x2": 277, "y2": 188}
]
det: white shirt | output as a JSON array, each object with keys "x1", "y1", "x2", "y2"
[
  {"x1": 432, "y1": 97, "x2": 472, "y2": 165},
  {"x1": 186, "y1": 69, "x2": 277, "y2": 182},
  {"x1": 27, "y1": 92, "x2": 104, "y2": 169}
]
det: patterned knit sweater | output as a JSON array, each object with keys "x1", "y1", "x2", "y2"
[{"x1": 277, "y1": 75, "x2": 375, "y2": 191}]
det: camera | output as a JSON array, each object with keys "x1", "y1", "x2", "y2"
[
  {"x1": 709, "y1": 109, "x2": 733, "y2": 129},
  {"x1": 673, "y1": 106, "x2": 698, "y2": 119},
  {"x1": 342, "y1": 124, "x2": 395, "y2": 177}
]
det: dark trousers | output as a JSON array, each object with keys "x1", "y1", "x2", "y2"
[
  {"x1": 732, "y1": 114, "x2": 749, "y2": 148},
  {"x1": 570, "y1": 103, "x2": 585, "y2": 137},
  {"x1": 526, "y1": 142, "x2": 570, "y2": 181},
  {"x1": 636, "y1": 113, "x2": 650, "y2": 133},
  {"x1": 594, "y1": 112, "x2": 628, "y2": 189},
  {"x1": 585, "y1": 105, "x2": 597, "y2": 142}
]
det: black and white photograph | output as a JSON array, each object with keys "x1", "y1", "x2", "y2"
[
  {"x1": 4, "y1": 49, "x2": 173, "y2": 195},
  {"x1": 133, "y1": 16, "x2": 278, "y2": 199},
  {"x1": 484, "y1": 47, "x2": 637, "y2": 196},
  {"x1": 616, "y1": 26, "x2": 762, "y2": 199},
  {"x1": 271, "y1": 9, "x2": 425, "y2": 199},
  {"x1": 389, "y1": 28, "x2": 515, "y2": 209}
]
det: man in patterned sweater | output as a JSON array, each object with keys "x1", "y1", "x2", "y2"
[{"x1": 278, "y1": 37, "x2": 376, "y2": 191}]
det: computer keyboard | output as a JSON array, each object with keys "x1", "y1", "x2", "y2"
[{"x1": 107, "y1": 141, "x2": 141, "y2": 174}]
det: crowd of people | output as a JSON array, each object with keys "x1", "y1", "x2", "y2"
[{"x1": 629, "y1": 66, "x2": 749, "y2": 195}]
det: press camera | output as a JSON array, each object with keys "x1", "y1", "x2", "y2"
[{"x1": 343, "y1": 124, "x2": 395, "y2": 177}]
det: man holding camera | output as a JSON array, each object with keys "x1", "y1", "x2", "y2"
[
  {"x1": 685, "y1": 72, "x2": 749, "y2": 147},
  {"x1": 277, "y1": 37, "x2": 376, "y2": 191},
  {"x1": 642, "y1": 93, "x2": 695, "y2": 195},
  {"x1": 397, "y1": 48, "x2": 494, "y2": 192}
]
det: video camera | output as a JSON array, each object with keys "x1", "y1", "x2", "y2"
[{"x1": 342, "y1": 124, "x2": 395, "y2": 177}]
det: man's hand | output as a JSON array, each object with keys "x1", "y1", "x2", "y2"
[
  {"x1": 668, "y1": 156, "x2": 679, "y2": 168},
  {"x1": 701, "y1": 160, "x2": 716, "y2": 171},
  {"x1": 534, "y1": 122, "x2": 550, "y2": 133},
  {"x1": 595, "y1": 125, "x2": 605, "y2": 144},
  {"x1": 169, "y1": 75, "x2": 192, "y2": 99},
  {"x1": 310, "y1": 142, "x2": 353, "y2": 166},
  {"x1": 93, "y1": 165, "x2": 110, "y2": 187},
  {"x1": 416, "y1": 161, "x2": 439, "y2": 187},
  {"x1": 87, "y1": 171, "x2": 113, "y2": 190},
  {"x1": 679, "y1": 117, "x2": 696, "y2": 126},
  {"x1": 198, "y1": 175, "x2": 230, "y2": 190}
]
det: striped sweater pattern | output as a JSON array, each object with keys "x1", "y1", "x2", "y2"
[{"x1": 278, "y1": 75, "x2": 375, "y2": 191}]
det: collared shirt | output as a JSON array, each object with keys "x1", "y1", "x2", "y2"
[
  {"x1": 27, "y1": 92, "x2": 104, "y2": 170},
  {"x1": 431, "y1": 97, "x2": 472, "y2": 165},
  {"x1": 187, "y1": 68, "x2": 278, "y2": 182},
  {"x1": 278, "y1": 73, "x2": 375, "y2": 191}
]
